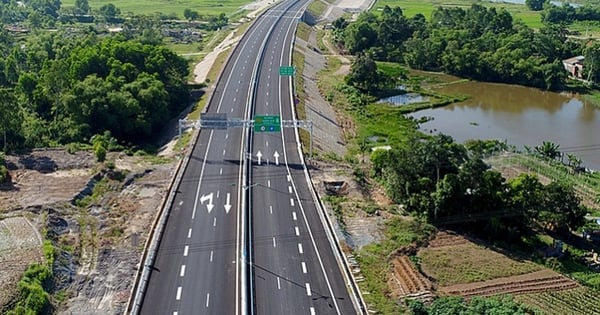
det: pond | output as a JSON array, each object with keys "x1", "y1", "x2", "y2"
[{"x1": 407, "y1": 78, "x2": 600, "y2": 170}]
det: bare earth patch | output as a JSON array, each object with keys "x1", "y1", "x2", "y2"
[
  {"x1": 0, "y1": 217, "x2": 43, "y2": 307},
  {"x1": 388, "y1": 256, "x2": 434, "y2": 303},
  {"x1": 439, "y1": 269, "x2": 578, "y2": 298}
]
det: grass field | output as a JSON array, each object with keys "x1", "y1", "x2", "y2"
[
  {"x1": 62, "y1": 0, "x2": 254, "y2": 17},
  {"x1": 371, "y1": 0, "x2": 543, "y2": 29}
]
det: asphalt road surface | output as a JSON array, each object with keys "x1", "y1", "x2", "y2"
[{"x1": 140, "y1": 0, "x2": 357, "y2": 314}]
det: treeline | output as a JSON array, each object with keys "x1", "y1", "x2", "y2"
[
  {"x1": 371, "y1": 135, "x2": 586, "y2": 235},
  {"x1": 542, "y1": 4, "x2": 600, "y2": 25},
  {"x1": 0, "y1": 31, "x2": 190, "y2": 151},
  {"x1": 334, "y1": 5, "x2": 584, "y2": 90}
]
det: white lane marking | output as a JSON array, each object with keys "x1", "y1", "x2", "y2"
[
  {"x1": 187, "y1": 228, "x2": 192, "y2": 238},
  {"x1": 302, "y1": 262, "x2": 307, "y2": 274},
  {"x1": 206, "y1": 293, "x2": 210, "y2": 307},
  {"x1": 184, "y1": 245, "x2": 189, "y2": 257},
  {"x1": 287, "y1": 175, "x2": 291, "y2": 182},
  {"x1": 269, "y1": 205, "x2": 273, "y2": 214},
  {"x1": 210, "y1": 250, "x2": 214, "y2": 262},
  {"x1": 310, "y1": 307, "x2": 316, "y2": 315},
  {"x1": 292, "y1": 212, "x2": 297, "y2": 221},
  {"x1": 305, "y1": 283, "x2": 312, "y2": 296},
  {"x1": 267, "y1": 180, "x2": 271, "y2": 187},
  {"x1": 288, "y1": 186, "x2": 292, "y2": 194},
  {"x1": 277, "y1": 277, "x2": 281, "y2": 289},
  {"x1": 225, "y1": 133, "x2": 229, "y2": 139},
  {"x1": 266, "y1": 101, "x2": 269, "y2": 107},
  {"x1": 231, "y1": 107, "x2": 234, "y2": 112},
  {"x1": 290, "y1": 198, "x2": 295, "y2": 206},
  {"x1": 176, "y1": 286, "x2": 182, "y2": 300},
  {"x1": 217, "y1": 190, "x2": 220, "y2": 198},
  {"x1": 180, "y1": 265, "x2": 186, "y2": 277},
  {"x1": 295, "y1": 226, "x2": 300, "y2": 236},
  {"x1": 174, "y1": 312, "x2": 178, "y2": 315},
  {"x1": 233, "y1": 97, "x2": 237, "y2": 102},
  {"x1": 213, "y1": 217, "x2": 217, "y2": 227},
  {"x1": 220, "y1": 168, "x2": 223, "y2": 175},
  {"x1": 266, "y1": 141, "x2": 269, "y2": 147},
  {"x1": 267, "y1": 82, "x2": 270, "y2": 87},
  {"x1": 272, "y1": 237, "x2": 276, "y2": 248},
  {"x1": 223, "y1": 149, "x2": 226, "y2": 156},
  {"x1": 192, "y1": 204, "x2": 197, "y2": 219},
  {"x1": 298, "y1": 243, "x2": 303, "y2": 254},
  {"x1": 178, "y1": 200, "x2": 183, "y2": 206}
]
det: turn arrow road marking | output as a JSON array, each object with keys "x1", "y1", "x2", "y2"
[{"x1": 200, "y1": 192, "x2": 214, "y2": 213}]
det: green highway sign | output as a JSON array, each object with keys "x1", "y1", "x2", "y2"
[
  {"x1": 254, "y1": 115, "x2": 281, "y2": 132},
  {"x1": 279, "y1": 66, "x2": 295, "y2": 76}
]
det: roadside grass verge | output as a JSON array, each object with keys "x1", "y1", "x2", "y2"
[
  {"x1": 307, "y1": 0, "x2": 328, "y2": 18},
  {"x1": 296, "y1": 22, "x2": 311, "y2": 42}
]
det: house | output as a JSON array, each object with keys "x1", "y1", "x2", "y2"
[{"x1": 563, "y1": 55, "x2": 585, "y2": 79}]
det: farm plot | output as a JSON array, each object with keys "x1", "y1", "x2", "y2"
[
  {"x1": 515, "y1": 286, "x2": 600, "y2": 315},
  {"x1": 427, "y1": 230, "x2": 470, "y2": 248},
  {"x1": 388, "y1": 256, "x2": 434, "y2": 303},
  {"x1": 439, "y1": 269, "x2": 578, "y2": 298},
  {"x1": 419, "y1": 238, "x2": 542, "y2": 286}
]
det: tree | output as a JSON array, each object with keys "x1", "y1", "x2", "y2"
[
  {"x1": 539, "y1": 181, "x2": 586, "y2": 232},
  {"x1": 345, "y1": 53, "x2": 390, "y2": 93},
  {"x1": 183, "y1": 8, "x2": 199, "y2": 21},
  {"x1": 98, "y1": 3, "x2": 120, "y2": 20},
  {"x1": 74, "y1": 0, "x2": 90, "y2": 15},
  {"x1": 535, "y1": 141, "x2": 561, "y2": 160},
  {"x1": 525, "y1": 0, "x2": 547, "y2": 11},
  {"x1": 0, "y1": 89, "x2": 22, "y2": 152}
]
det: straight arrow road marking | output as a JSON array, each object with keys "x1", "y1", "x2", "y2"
[
  {"x1": 200, "y1": 192, "x2": 214, "y2": 213},
  {"x1": 256, "y1": 150, "x2": 263, "y2": 165},
  {"x1": 273, "y1": 151, "x2": 280, "y2": 165},
  {"x1": 224, "y1": 193, "x2": 232, "y2": 214}
]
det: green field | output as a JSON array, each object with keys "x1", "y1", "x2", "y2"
[
  {"x1": 372, "y1": 0, "x2": 543, "y2": 29},
  {"x1": 62, "y1": 0, "x2": 254, "y2": 17}
]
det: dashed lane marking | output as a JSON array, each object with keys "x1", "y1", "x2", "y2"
[
  {"x1": 302, "y1": 262, "x2": 307, "y2": 274},
  {"x1": 180, "y1": 265, "x2": 186, "y2": 277},
  {"x1": 187, "y1": 228, "x2": 192, "y2": 238},
  {"x1": 298, "y1": 243, "x2": 303, "y2": 254},
  {"x1": 305, "y1": 283, "x2": 312, "y2": 296},
  {"x1": 176, "y1": 286, "x2": 182, "y2": 300},
  {"x1": 183, "y1": 245, "x2": 189, "y2": 257},
  {"x1": 295, "y1": 226, "x2": 300, "y2": 236}
]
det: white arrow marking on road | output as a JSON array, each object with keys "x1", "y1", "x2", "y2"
[
  {"x1": 273, "y1": 151, "x2": 280, "y2": 165},
  {"x1": 224, "y1": 193, "x2": 232, "y2": 214},
  {"x1": 200, "y1": 193, "x2": 214, "y2": 213},
  {"x1": 256, "y1": 151, "x2": 263, "y2": 165}
]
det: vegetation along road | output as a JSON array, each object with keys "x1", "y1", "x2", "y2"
[{"x1": 2, "y1": 0, "x2": 600, "y2": 314}]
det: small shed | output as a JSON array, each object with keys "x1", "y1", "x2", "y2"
[{"x1": 563, "y1": 55, "x2": 585, "y2": 79}]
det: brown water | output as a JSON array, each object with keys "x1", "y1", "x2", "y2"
[{"x1": 407, "y1": 80, "x2": 600, "y2": 170}]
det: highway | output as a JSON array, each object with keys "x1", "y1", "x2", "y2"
[{"x1": 139, "y1": 0, "x2": 357, "y2": 314}]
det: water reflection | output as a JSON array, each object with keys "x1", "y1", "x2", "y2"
[
  {"x1": 408, "y1": 80, "x2": 600, "y2": 170},
  {"x1": 378, "y1": 93, "x2": 428, "y2": 106}
]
